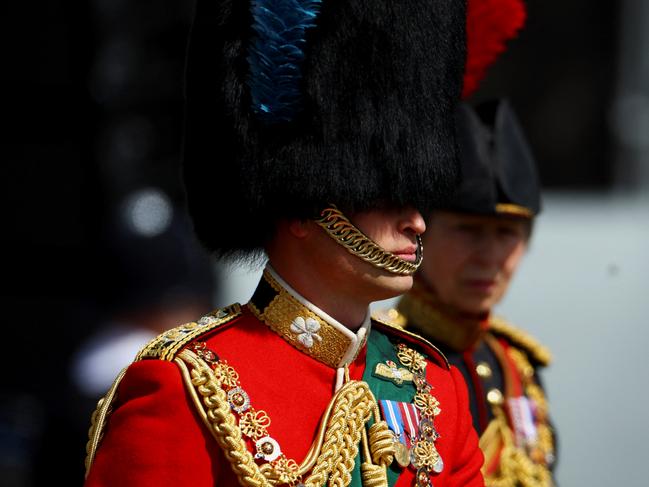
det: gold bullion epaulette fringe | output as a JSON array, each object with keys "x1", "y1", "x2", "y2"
[
  {"x1": 136, "y1": 304, "x2": 242, "y2": 362},
  {"x1": 489, "y1": 316, "x2": 552, "y2": 366}
]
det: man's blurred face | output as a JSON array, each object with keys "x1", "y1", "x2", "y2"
[{"x1": 419, "y1": 211, "x2": 530, "y2": 315}]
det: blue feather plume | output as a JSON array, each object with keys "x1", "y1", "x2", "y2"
[{"x1": 247, "y1": 0, "x2": 322, "y2": 123}]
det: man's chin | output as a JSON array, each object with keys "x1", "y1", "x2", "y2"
[
  {"x1": 370, "y1": 273, "x2": 414, "y2": 301},
  {"x1": 456, "y1": 297, "x2": 493, "y2": 316}
]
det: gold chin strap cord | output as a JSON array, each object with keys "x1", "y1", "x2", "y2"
[{"x1": 314, "y1": 206, "x2": 423, "y2": 276}]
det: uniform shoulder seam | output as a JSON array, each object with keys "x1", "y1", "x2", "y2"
[
  {"x1": 489, "y1": 316, "x2": 552, "y2": 365},
  {"x1": 371, "y1": 307, "x2": 408, "y2": 328},
  {"x1": 372, "y1": 315, "x2": 450, "y2": 369},
  {"x1": 135, "y1": 304, "x2": 243, "y2": 362}
]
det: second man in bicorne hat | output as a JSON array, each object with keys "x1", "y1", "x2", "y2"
[{"x1": 378, "y1": 99, "x2": 556, "y2": 486}]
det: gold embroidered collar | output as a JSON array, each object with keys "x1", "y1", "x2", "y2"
[
  {"x1": 397, "y1": 278, "x2": 489, "y2": 352},
  {"x1": 248, "y1": 266, "x2": 370, "y2": 368}
]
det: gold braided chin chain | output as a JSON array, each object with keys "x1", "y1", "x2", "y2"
[
  {"x1": 176, "y1": 349, "x2": 396, "y2": 487},
  {"x1": 314, "y1": 207, "x2": 423, "y2": 276}
]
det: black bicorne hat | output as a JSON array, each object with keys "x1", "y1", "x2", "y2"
[
  {"x1": 444, "y1": 99, "x2": 541, "y2": 218},
  {"x1": 182, "y1": 0, "x2": 467, "y2": 258}
]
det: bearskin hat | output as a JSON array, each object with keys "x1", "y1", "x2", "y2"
[{"x1": 182, "y1": 0, "x2": 467, "y2": 258}]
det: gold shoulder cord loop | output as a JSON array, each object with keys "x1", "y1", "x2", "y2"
[
  {"x1": 360, "y1": 421, "x2": 396, "y2": 487},
  {"x1": 177, "y1": 348, "x2": 388, "y2": 487},
  {"x1": 84, "y1": 367, "x2": 128, "y2": 478}
]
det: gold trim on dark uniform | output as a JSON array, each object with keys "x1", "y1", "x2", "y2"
[
  {"x1": 495, "y1": 203, "x2": 534, "y2": 219},
  {"x1": 489, "y1": 317, "x2": 552, "y2": 366}
]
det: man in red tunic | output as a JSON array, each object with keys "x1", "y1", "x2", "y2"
[{"x1": 83, "y1": 1, "x2": 486, "y2": 486}]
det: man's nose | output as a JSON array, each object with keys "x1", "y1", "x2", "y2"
[
  {"x1": 398, "y1": 207, "x2": 427, "y2": 235},
  {"x1": 474, "y1": 234, "x2": 504, "y2": 265}
]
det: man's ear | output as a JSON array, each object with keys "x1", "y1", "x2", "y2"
[{"x1": 286, "y1": 219, "x2": 313, "y2": 238}]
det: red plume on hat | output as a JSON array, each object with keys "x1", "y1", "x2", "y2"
[{"x1": 463, "y1": 0, "x2": 526, "y2": 99}]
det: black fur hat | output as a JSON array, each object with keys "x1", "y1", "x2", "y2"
[
  {"x1": 445, "y1": 99, "x2": 541, "y2": 217},
  {"x1": 182, "y1": 0, "x2": 467, "y2": 258}
]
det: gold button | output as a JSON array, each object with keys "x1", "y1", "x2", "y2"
[
  {"x1": 487, "y1": 388, "x2": 504, "y2": 406},
  {"x1": 475, "y1": 362, "x2": 492, "y2": 379},
  {"x1": 261, "y1": 442, "x2": 274, "y2": 454}
]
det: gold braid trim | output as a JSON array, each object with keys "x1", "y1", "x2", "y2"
[
  {"x1": 360, "y1": 462, "x2": 389, "y2": 487},
  {"x1": 489, "y1": 317, "x2": 552, "y2": 366},
  {"x1": 481, "y1": 408, "x2": 553, "y2": 487},
  {"x1": 481, "y1": 342, "x2": 555, "y2": 487},
  {"x1": 177, "y1": 349, "x2": 274, "y2": 486},
  {"x1": 367, "y1": 422, "x2": 396, "y2": 466},
  {"x1": 177, "y1": 348, "x2": 382, "y2": 486},
  {"x1": 84, "y1": 367, "x2": 128, "y2": 478},
  {"x1": 137, "y1": 304, "x2": 242, "y2": 362},
  {"x1": 508, "y1": 349, "x2": 555, "y2": 468},
  {"x1": 487, "y1": 449, "x2": 553, "y2": 487},
  {"x1": 84, "y1": 307, "x2": 241, "y2": 478},
  {"x1": 359, "y1": 423, "x2": 394, "y2": 487},
  {"x1": 495, "y1": 203, "x2": 534, "y2": 219},
  {"x1": 314, "y1": 206, "x2": 423, "y2": 276}
]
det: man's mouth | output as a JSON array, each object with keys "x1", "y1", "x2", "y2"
[
  {"x1": 464, "y1": 278, "x2": 497, "y2": 292},
  {"x1": 392, "y1": 244, "x2": 419, "y2": 263}
]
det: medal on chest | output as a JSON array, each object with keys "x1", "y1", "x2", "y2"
[
  {"x1": 375, "y1": 343, "x2": 444, "y2": 486},
  {"x1": 379, "y1": 399, "x2": 419, "y2": 467}
]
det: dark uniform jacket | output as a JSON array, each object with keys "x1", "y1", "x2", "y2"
[{"x1": 375, "y1": 279, "x2": 555, "y2": 487}]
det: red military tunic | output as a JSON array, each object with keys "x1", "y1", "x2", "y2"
[{"x1": 85, "y1": 267, "x2": 484, "y2": 486}]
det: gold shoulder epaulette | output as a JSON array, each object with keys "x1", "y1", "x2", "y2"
[
  {"x1": 136, "y1": 304, "x2": 242, "y2": 362},
  {"x1": 373, "y1": 311, "x2": 449, "y2": 370},
  {"x1": 85, "y1": 304, "x2": 243, "y2": 478},
  {"x1": 489, "y1": 316, "x2": 552, "y2": 366}
]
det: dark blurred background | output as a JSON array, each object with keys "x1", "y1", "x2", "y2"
[{"x1": 1, "y1": 1, "x2": 645, "y2": 486}]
